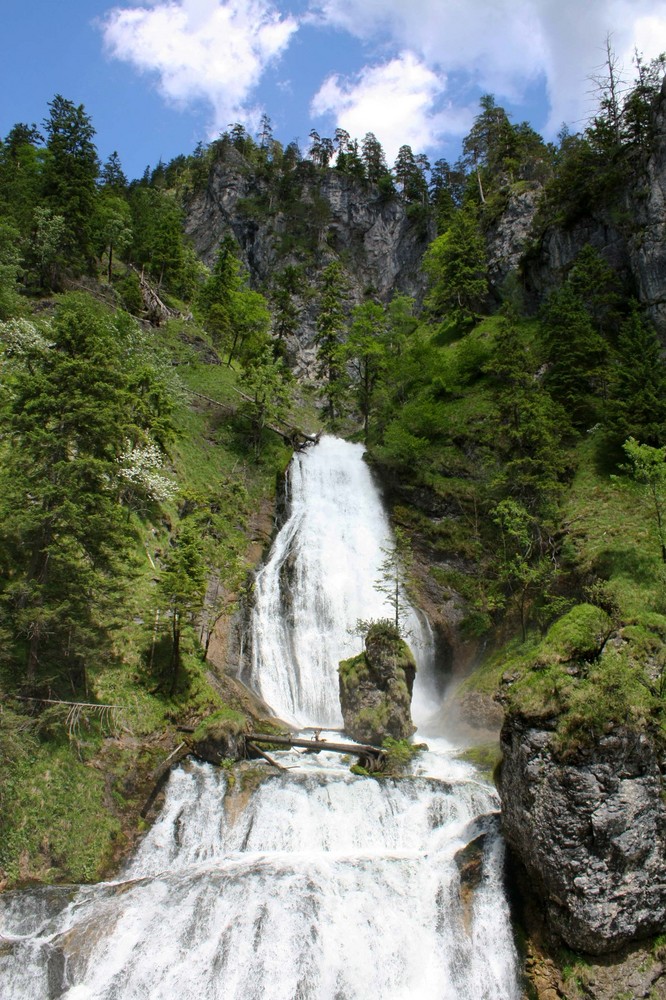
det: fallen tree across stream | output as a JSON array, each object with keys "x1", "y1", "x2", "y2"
[{"x1": 245, "y1": 732, "x2": 387, "y2": 770}]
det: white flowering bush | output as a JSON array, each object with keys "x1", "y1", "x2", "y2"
[
  {"x1": 0, "y1": 317, "x2": 53, "y2": 358},
  {"x1": 118, "y1": 439, "x2": 177, "y2": 504}
]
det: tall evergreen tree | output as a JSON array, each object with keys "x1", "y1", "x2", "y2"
[
  {"x1": 605, "y1": 307, "x2": 666, "y2": 449},
  {"x1": 540, "y1": 284, "x2": 608, "y2": 428},
  {"x1": 423, "y1": 207, "x2": 488, "y2": 330},
  {"x1": 41, "y1": 95, "x2": 99, "y2": 272},
  {"x1": 342, "y1": 301, "x2": 387, "y2": 443},
  {"x1": 315, "y1": 261, "x2": 349, "y2": 420},
  {"x1": 0, "y1": 297, "x2": 136, "y2": 690}
]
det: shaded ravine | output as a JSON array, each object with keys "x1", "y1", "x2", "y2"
[{"x1": 0, "y1": 436, "x2": 519, "y2": 1000}]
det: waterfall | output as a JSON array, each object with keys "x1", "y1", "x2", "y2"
[
  {"x1": 0, "y1": 436, "x2": 519, "y2": 1000},
  {"x1": 246, "y1": 436, "x2": 434, "y2": 728}
]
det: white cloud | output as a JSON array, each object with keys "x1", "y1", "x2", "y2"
[
  {"x1": 311, "y1": 0, "x2": 666, "y2": 136},
  {"x1": 101, "y1": 0, "x2": 298, "y2": 133},
  {"x1": 311, "y1": 52, "x2": 471, "y2": 160}
]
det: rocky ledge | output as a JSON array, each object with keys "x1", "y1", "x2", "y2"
[{"x1": 498, "y1": 716, "x2": 666, "y2": 955}]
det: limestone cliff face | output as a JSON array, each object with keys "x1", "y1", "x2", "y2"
[
  {"x1": 515, "y1": 79, "x2": 666, "y2": 334},
  {"x1": 498, "y1": 717, "x2": 666, "y2": 955},
  {"x1": 628, "y1": 77, "x2": 666, "y2": 337},
  {"x1": 484, "y1": 184, "x2": 543, "y2": 297},
  {"x1": 184, "y1": 153, "x2": 432, "y2": 372}
]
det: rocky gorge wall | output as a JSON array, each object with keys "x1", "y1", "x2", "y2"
[
  {"x1": 498, "y1": 716, "x2": 666, "y2": 956},
  {"x1": 486, "y1": 77, "x2": 666, "y2": 337}
]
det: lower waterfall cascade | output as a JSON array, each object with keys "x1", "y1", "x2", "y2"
[{"x1": 0, "y1": 436, "x2": 519, "y2": 1000}]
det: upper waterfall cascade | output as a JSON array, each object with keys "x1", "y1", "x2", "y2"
[{"x1": 0, "y1": 435, "x2": 519, "y2": 1000}]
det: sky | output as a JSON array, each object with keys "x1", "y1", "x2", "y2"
[{"x1": 1, "y1": 0, "x2": 665, "y2": 181}]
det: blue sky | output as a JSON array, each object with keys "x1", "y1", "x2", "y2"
[{"x1": 2, "y1": 1, "x2": 665, "y2": 181}]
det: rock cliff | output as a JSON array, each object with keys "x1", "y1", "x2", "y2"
[
  {"x1": 628, "y1": 76, "x2": 666, "y2": 336},
  {"x1": 184, "y1": 151, "x2": 432, "y2": 372},
  {"x1": 498, "y1": 717, "x2": 666, "y2": 955},
  {"x1": 512, "y1": 78, "x2": 666, "y2": 334}
]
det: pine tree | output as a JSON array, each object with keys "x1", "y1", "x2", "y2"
[
  {"x1": 0, "y1": 296, "x2": 136, "y2": 690},
  {"x1": 423, "y1": 207, "x2": 488, "y2": 330},
  {"x1": 342, "y1": 301, "x2": 387, "y2": 443},
  {"x1": 605, "y1": 307, "x2": 666, "y2": 450},
  {"x1": 315, "y1": 261, "x2": 349, "y2": 420},
  {"x1": 158, "y1": 523, "x2": 206, "y2": 692},
  {"x1": 41, "y1": 95, "x2": 99, "y2": 271}
]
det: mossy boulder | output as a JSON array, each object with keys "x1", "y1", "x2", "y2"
[
  {"x1": 190, "y1": 709, "x2": 247, "y2": 764},
  {"x1": 338, "y1": 621, "x2": 416, "y2": 744}
]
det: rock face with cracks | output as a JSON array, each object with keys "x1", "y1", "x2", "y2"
[
  {"x1": 338, "y1": 622, "x2": 416, "y2": 745},
  {"x1": 498, "y1": 717, "x2": 666, "y2": 955}
]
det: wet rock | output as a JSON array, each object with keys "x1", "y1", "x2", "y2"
[
  {"x1": 454, "y1": 833, "x2": 486, "y2": 892},
  {"x1": 338, "y1": 622, "x2": 416, "y2": 744}
]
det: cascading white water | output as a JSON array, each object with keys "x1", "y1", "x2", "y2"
[
  {"x1": 247, "y1": 436, "x2": 435, "y2": 728},
  {"x1": 0, "y1": 436, "x2": 519, "y2": 1000}
]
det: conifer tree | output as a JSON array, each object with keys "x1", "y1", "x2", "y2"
[
  {"x1": 605, "y1": 307, "x2": 666, "y2": 449},
  {"x1": 0, "y1": 297, "x2": 134, "y2": 689},
  {"x1": 41, "y1": 95, "x2": 99, "y2": 271},
  {"x1": 158, "y1": 523, "x2": 206, "y2": 692},
  {"x1": 315, "y1": 261, "x2": 349, "y2": 420},
  {"x1": 423, "y1": 207, "x2": 488, "y2": 330},
  {"x1": 342, "y1": 301, "x2": 387, "y2": 443}
]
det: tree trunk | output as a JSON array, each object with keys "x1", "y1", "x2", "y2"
[{"x1": 169, "y1": 613, "x2": 180, "y2": 694}]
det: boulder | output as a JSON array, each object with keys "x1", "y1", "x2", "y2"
[
  {"x1": 498, "y1": 716, "x2": 666, "y2": 954},
  {"x1": 338, "y1": 621, "x2": 416, "y2": 744}
]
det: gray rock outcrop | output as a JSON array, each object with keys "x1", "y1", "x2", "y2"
[
  {"x1": 498, "y1": 717, "x2": 666, "y2": 954},
  {"x1": 628, "y1": 76, "x2": 666, "y2": 337},
  {"x1": 338, "y1": 623, "x2": 416, "y2": 744},
  {"x1": 518, "y1": 77, "x2": 666, "y2": 335},
  {"x1": 184, "y1": 154, "x2": 432, "y2": 373}
]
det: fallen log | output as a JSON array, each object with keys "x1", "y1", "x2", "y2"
[
  {"x1": 247, "y1": 740, "x2": 289, "y2": 771},
  {"x1": 246, "y1": 732, "x2": 386, "y2": 766},
  {"x1": 187, "y1": 388, "x2": 320, "y2": 451}
]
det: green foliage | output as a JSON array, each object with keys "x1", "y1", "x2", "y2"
[
  {"x1": 157, "y1": 522, "x2": 206, "y2": 692},
  {"x1": 381, "y1": 736, "x2": 423, "y2": 776},
  {"x1": 0, "y1": 218, "x2": 24, "y2": 318},
  {"x1": 341, "y1": 299, "x2": 387, "y2": 442},
  {"x1": 375, "y1": 531, "x2": 414, "y2": 634},
  {"x1": 0, "y1": 297, "x2": 140, "y2": 689},
  {"x1": 619, "y1": 437, "x2": 666, "y2": 563},
  {"x1": 0, "y1": 726, "x2": 121, "y2": 884},
  {"x1": 315, "y1": 260, "x2": 350, "y2": 420},
  {"x1": 423, "y1": 207, "x2": 488, "y2": 331},
  {"x1": 41, "y1": 95, "x2": 99, "y2": 272},
  {"x1": 238, "y1": 345, "x2": 292, "y2": 457},
  {"x1": 197, "y1": 235, "x2": 271, "y2": 366},
  {"x1": 540, "y1": 283, "x2": 608, "y2": 428},
  {"x1": 94, "y1": 191, "x2": 133, "y2": 283},
  {"x1": 605, "y1": 308, "x2": 666, "y2": 451}
]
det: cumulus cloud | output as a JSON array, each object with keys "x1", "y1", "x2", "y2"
[
  {"x1": 311, "y1": 0, "x2": 666, "y2": 135},
  {"x1": 101, "y1": 0, "x2": 298, "y2": 133},
  {"x1": 311, "y1": 52, "x2": 471, "y2": 160}
]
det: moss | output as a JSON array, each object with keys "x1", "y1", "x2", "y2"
[
  {"x1": 456, "y1": 742, "x2": 502, "y2": 780},
  {"x1": 535, "y1": 604, "x2": 612, "y2": 666},
  {"x1": 381, "y1": 737, "x2": 424, "y2": 775},
  {"x1": 192, "y1": 706, "x2": 246, "y2": 744}
]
